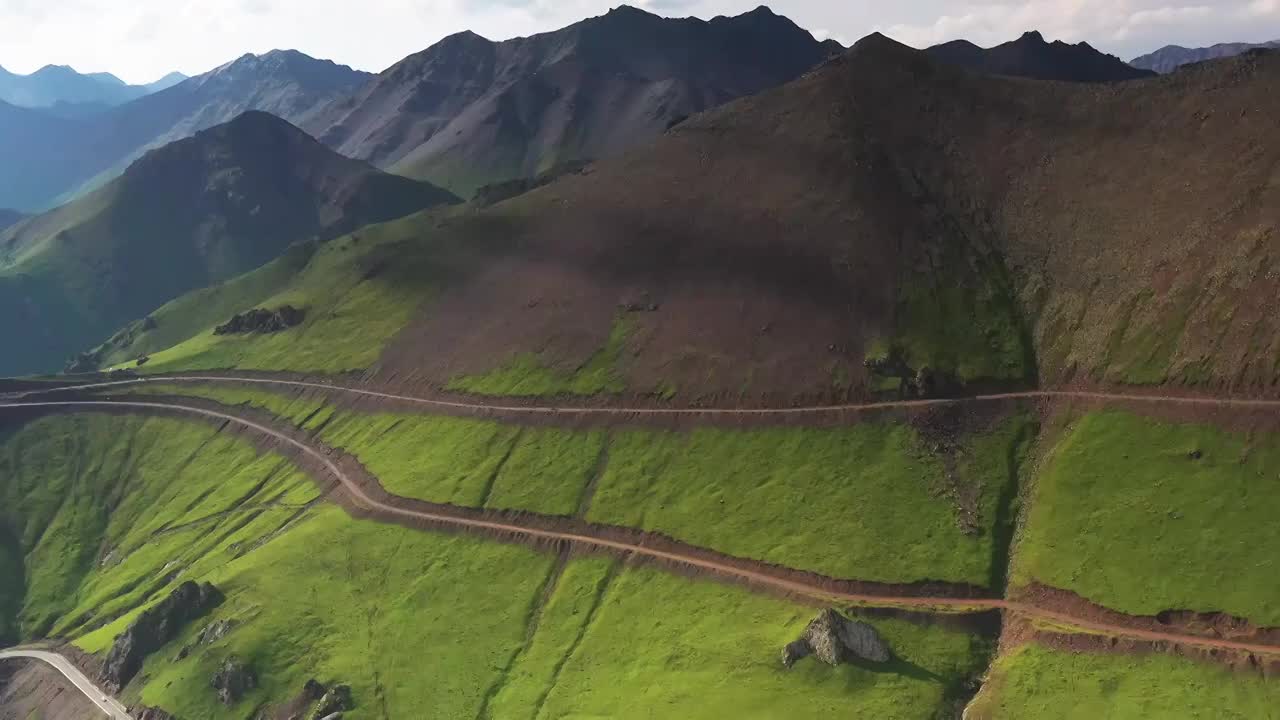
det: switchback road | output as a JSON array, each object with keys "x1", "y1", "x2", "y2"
[{"x1": 3, "y1": 397, "x2": 1279, "y2": 658}]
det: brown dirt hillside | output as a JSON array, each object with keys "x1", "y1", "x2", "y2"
[{"x1": 369, "y1": 36, "x2": 1280, "y2": 401}]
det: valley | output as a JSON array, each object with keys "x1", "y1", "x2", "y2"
[{"x1": 2, "y1": 4, "x2": 1279, "y2": 719}]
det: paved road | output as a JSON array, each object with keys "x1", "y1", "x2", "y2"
[
  {"x1": 0, "y1": 649, "x2": 128, "y2": 719},
  {"x1": 4, "y1": 397, "x2": 1280, "y2": 658},
  {"x1": 12, "y1": 374, "x2": 1280, "y2": 420}
]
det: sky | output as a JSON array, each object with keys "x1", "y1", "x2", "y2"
[{"x1": 1, "y1": 0, "x2": 1278, "y2": 84}]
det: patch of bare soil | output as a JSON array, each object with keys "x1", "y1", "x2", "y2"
[
  {"x1": 1011, "y1": 583, "x2": 1280, "y2": 649},
  {"x1": 1002, "y1": 614, "x2": 1280, "y2": 676},
  {"x1": 0, "y1": 658, "x2": 100, "y2": 720}
]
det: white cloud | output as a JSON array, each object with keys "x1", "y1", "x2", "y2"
[
  {"x1": 879, "y1": 0, "x2": 1278, "y2": 57},
  {"x1": 0, "y1": 0, "x2": 1276, "y2": 83}
]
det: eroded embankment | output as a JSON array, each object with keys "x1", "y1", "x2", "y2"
[{"x1": 3, "y1": 395, "x2": 1279, "y2": 664}]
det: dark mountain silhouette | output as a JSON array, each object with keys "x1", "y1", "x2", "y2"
[
  {"x1": 308, "y1": 4, "x2": 837, "y2": 197},
  {"x1": 927, "y1": 31, "x2": 1156, "y2": 82},
  {"x1": 0, "y1": 111, "x2": 457, "y2": 376},
  {"x1": 0, "y1": 50, "x2": 371, "y2": 212},
  {"x1": 1130, "y1": 40, "x2": 1280, "y2": 73}
]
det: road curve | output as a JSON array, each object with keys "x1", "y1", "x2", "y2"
[
  {"x1": 13, "y1": 374, "x2": 1280, "y2": 419},
  {"x1": 4, "y1": 397, "x2": 1280, "y2": 658},
  {"x1": 0, "y1": 649, "x2": 129, "y2": 719}
]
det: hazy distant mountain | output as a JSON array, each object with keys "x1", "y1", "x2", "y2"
[
  {"x1": 0, "y1": 100, "x2": 88, "y2": 211},
  {"x1": 145, "y1": 71, "x2": 189, "y2": 92},
  {"x1": 0, "y1": 210, "x2": 24, "y2": 232},
  {"x1": 928, "y1": 31, "x2": 1156, "y2": 82},
  {"x1": 0, "y1": 111, "x2": 456, "y2": 376},
  {"x1": 0, "y1": 63, "x2": 183, "y2": 109},
  {"x1": 1130, "y1": 40, "x2": 1280, "y2": 73},
  {"x1": 0, "y1": 50, "x2": 370, "y2": 211},
  {"x1": 309, "y1": 5, "x2": 837, "y2": 197}
]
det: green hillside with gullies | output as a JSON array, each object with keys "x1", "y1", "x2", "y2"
[{"x1": 3, "y1": 8, "x2": 1280, "y2": 720}]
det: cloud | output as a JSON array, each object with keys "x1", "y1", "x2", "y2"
[
  {"x1": 878, "y1": 0, "x2": 1279, "y2": 56},
  {"x1": 0, "y1": 0, "x2": 1275, "y2": 83}
]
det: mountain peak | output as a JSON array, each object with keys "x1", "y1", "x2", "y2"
[
  {"x1": 223, "y1": 108, "x2": 295, "y2": 129},
  {"x1": 926, "y1": 30, "x2": 1155, "y2": 82},
  {"x1": 436, "y1": 29, "x2": 493, "y2": 46},
  {"x1": 204, "y1": 49, "x2": 370, "y2": 89},
  {"x1": 852, "y1": 32, "x2": 913, "y2": 55},
  {"x1": 605, "y1": 4, "x2": 655, "y2": 18},
  {"x1": 314, "y1": 4, "x2": 834, "y2": 197},
  {"x1": 32, "y1": 64, "x2": 77, "y2": 76}
]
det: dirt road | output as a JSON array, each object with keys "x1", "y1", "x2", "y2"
[
  {"x1": 0, "y1": 649, "x2": 129, "y2": 719},
  {"x1": 12, "y1": 373, "x2": 1280, "y2": 421},
  {"x1": 3, "y1": 396, "x2": 1279, "y2": 658}
]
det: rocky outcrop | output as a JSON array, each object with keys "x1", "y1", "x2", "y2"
[
  {"x1": 174, "y1": 618, "x2": 238, "y2": 660},
  {"x1": 214, "y1": 306, "x2": 305, "y2": 335},
  {"x1": 64, "y1": 350, "x2": 102, "y2": 374},
  {"x1": 270, "y1": 679, "x2": 356, "y2": 720},
  {"x1": 303, "y1": 682, "x2": 353, "y2": 720},
  {"x1": 101, "y1": 582, "x2": 223, "y2": 690},
  {"x1": 210, "y1": 657, "x2": 256, "y2": 705},
  {"x1": 781, "y1": 610, "x2": 891, "y2": 668}
]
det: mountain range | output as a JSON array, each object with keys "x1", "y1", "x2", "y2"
[
  {"x1": 0, "y1": 52, "x2": 371, "y2": 212},
  {"x1": 308, "y1": 5, "x2": 840, "y2": 195},
  {"x1": 3, "y1": 8, "x2": 1209, "y2": 216},
  {"x1": 3, "y1": 8, "x2": 1280, "y2": 720},
  {"x1": 0, "y1": 111, "x2": 456, "y2": 376},
  {"x1": 1130, "y1": 39, "x2": 1280, "y2": 73},
  {"x1": 926, "y1": 30, "x2": 1155, "y2": 81},
  {"x1": 0, "y1": 64, "x2": 186, "y2": 112},
  {"x1": 90, "y1": 33, "x2": 1280, "y2": 404},
  {"x1": 0, "y1": 6, "x2": 834, "y2": 211}
]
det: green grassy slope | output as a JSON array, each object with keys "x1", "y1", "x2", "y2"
[
  {"x1": 117, "y1": 208, "x2": 468, "y2": 375},
  {"x1": 113, "y1": 384, "x2": 1037, "y2": 587},
  {"x1": 92, "y1": 241, "x2": 318, "y2": 368},
  {"x1": 131, "y1": 506, "x2": 555, "y2": 720},
  {"x1": 0, "y1": 413, "x2": 317, "y2": 639},
  {"x1": 967, "y1": 643, "x2": 1280, "y2": 719},
  {"x1": 589, "y1": 416, "x2": 1036, "y2": 586},
  {"x1": 0, "y1": 410, "x2": 999, "y2": 718},
  {"x1": 1014, "y1": 410, "x2": 1280, "y2": 624},
  {"x1": 491, "y1": 558, "x2": 992, "y2": 720}
]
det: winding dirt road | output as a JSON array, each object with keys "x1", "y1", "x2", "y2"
[
  {"x1": 3, "y1": 396, "x2": 1279, "y2": 658},
  {"x1": 11, "y1": 373, "x2": 1280, "y2": 420}
]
